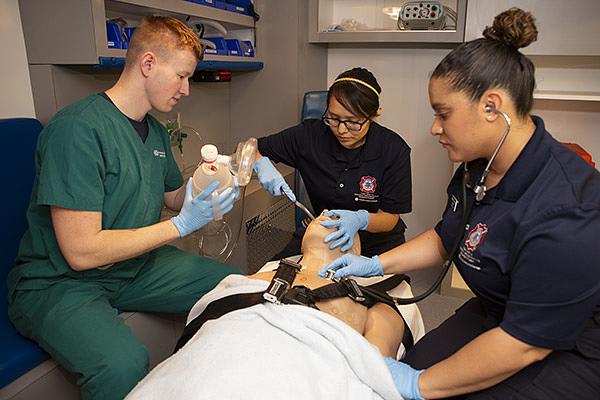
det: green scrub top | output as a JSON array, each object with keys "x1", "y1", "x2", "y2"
[{"x1": 8, "y1": 94, "x2": 183, "y2": 296}]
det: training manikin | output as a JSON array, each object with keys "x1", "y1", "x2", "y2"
[
  {"x1": 125, "y1": 212, "x2": 416, "y2": 400},
  {"x1": 251, "y1": 211, "x2": 406, "y2": 357}
]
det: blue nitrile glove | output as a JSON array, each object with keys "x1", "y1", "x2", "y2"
[
  {"x1": 320, "y1": 209, "x2": 370, "y2": 252},
  {"x1": 253, "y1": 156, "x2": 297, "y2": 202},
  {"x1": 384, "y1": 357, "x2": 425, "y2": 400},
  {"x1": 171, "y1": 178, "x2": 236, "y2": 237},
  {"x1": 318, "y1": 254, "x2": 383, "y2": 279}
]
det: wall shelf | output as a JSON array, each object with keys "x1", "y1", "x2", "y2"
[
  {"x1": 98, "y1": 55, "x2": 263, "y2": 71},
  {"x1": 533, "y1": 90, "x2": 600, "y2": 102}
]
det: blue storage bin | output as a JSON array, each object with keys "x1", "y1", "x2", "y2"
[
  {"x1": 189, "y1": 0, "x2": 216, "y2": 6},
  {"x1": 225, "y1": 39, "x2": 243, "y2": 56},
  {"x1": 106, "y1": 22, "x2": 123, "y2": 49},
  {"x1": 125, "y1": 27, "x2": 136, "y2": 42},
  {"x1": 214, "y1": 0, "x2": 250, "y2": 15},
  {"x1": 204, "y1": 37, "x2": 228, "y2": 56},
  {"x1": 228, "y1": 0, "x2": 251, "y2": 14},
  {"x1": 214, "y1": 1, "x2": 227, "y2": 10},
  {"x1": 240, "y1": 40, "x2": 255, "y2": 57},
  {"x1": 231, "y1": 0, "x2": 252, "y2": 7}
]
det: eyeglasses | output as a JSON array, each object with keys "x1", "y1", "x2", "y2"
[{"x1": 321, "y1": 113, "x2": 369, "y2": 132}]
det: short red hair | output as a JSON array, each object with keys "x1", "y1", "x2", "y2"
[{"x1": 125, "y1": 16, "x2": 202, "y2": 68}]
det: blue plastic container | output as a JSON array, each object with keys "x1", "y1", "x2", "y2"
[
  {"x1": 228, "y1": 0, "x2": 251, "y2": 14},
  {"x1": 106, "y1": 22, "x2": 122, "y2": 49},
  {"x1": 189, "y1": 0, "x2": 216, "y2": 7},
  {"x1": 240, "y1": 40, "x2": 255, "y2": 57},
  {"x1": 225, "y1": 39, "x2": 243, "y2": 56},
  {"x1": 204, "y1": 37, "x2": 228, "y2": 56},
  {"x1": 125, "y1": 27, "x2": 136, "y2": 42},
  {"x1": 213, "y1": 1, "x2": 227, "y2": 10}
]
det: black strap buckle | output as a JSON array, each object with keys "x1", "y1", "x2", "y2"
[
  {"x1": 263, "y1": 278, "x2": 290, "y2": 304},
  {"x1": 263, "y1": 258, "x2": 302, "y2": 304},
  {"x1": 341, "y1": 278, "x2": 366, "y2": 303}
]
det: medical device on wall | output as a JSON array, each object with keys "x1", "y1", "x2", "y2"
[
  {"x1": 397, "y1": 1, "x2": 457, "y2": 30},
  {"x1": 192, "y1": 139, "x2": 258, "y2": 262}
]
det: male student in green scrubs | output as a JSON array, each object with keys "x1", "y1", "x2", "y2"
[{"x1": 7, "y1": 16, "x2": 240, "y2": 400}]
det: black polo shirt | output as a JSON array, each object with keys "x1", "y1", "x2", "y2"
[
  {"x1": 258, "y1": 119, "x2": 412, "y2": 256},
  {"x1": 435, "y1": 116, "x2": 600, "y2": 355}
]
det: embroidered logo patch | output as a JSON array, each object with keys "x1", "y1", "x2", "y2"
[
  {"x1": 465, "y1": 223, "x2": 488, "y2": 251},
  {"x1": 359, "y1": 176, "x2": 377, "y2": 193},
  {"x1": 153, "y1": 149, "x2": 166, "y2": 158}
]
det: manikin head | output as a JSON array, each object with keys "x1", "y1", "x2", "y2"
[
  {"x1": 300, "y1": 211, "x2": 360, "y2": 271},
  {"x1": 123, "y1": 16, "x2": 202, "y2": 113}
]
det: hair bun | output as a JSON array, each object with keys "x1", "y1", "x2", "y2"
[{"x1": 482, "y1": 7, "x2": 538, "y2": 49}]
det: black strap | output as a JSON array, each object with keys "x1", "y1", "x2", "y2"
[
  {"x1": 174, "y1": 292, "x2": 266, "y2": 352},
  {"x1": 282, "y1": 285, "x2": 319, "y2": 309},
  {"x1": 273, "y1": 258, "x2": 301, "y2": 283},
  {"x1": 311, "y1": 275, "x2": 409, "y2": 306},
  {"x1": 175, "y1": 274, "x2": 414, "y2": 353}
]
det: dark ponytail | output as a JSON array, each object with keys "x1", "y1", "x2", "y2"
[{"x1": 432, "y1": 8, "x2": 538, "y2": 117}]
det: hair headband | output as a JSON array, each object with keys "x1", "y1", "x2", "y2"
[{"x1": 332, "y1": 77, "x2": 380, "y2": 98}]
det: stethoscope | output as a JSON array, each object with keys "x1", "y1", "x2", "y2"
[{"x1": 359, "y1": 105, "x2": 513, "y2": 305}]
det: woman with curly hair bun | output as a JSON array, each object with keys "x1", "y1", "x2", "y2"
[{"x1": 322, "y1": 8, "x2": 600, "y2": 399}]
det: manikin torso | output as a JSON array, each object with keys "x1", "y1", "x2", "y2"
[{"x1": 251, "y1": 213, "x2": 404, "y2": 356}]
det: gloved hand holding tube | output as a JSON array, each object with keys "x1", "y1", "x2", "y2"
[
  {"x1": 171, "y1": 179, "x2": 236, "y2": 237},
  {"x1": 384, "y1": 357, "x2": 425, "y2": 400},
  {"x1": 318, "y1": 253, "x2": 384, "y2": 279},
  {"x1": 320, "y1": 209, "x2": 370, "y2": 252},
  {"x1": 253, "y1": 156, "x2": 297, "y2": 202}
]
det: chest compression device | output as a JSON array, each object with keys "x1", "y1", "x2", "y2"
[{"x1": 192, "y1": 138, "x2": 258, "y2": 262}]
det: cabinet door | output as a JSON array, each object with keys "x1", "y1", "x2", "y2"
[
  {"x1": 20, "y1": 0, "x2": 261, "y2": 68},
  {"x1": 465, "y1": 0, "x2": 600, "y2": 56}
]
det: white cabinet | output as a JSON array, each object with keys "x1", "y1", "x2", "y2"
[
  {"x1": 19, "y1": 0, "x2": 262, "y2": 71},
  {"x1": 308, "y1": 0, "x2": 467, "y2": 44}
]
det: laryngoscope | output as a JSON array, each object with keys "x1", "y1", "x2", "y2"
[
  {"x1": 293, "y1": 199, "x2": 315, "y2": 221},
  {"x1": 370, "y1": 104, "x2": 512, "y2": 305}
]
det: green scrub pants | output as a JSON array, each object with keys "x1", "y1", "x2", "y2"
[{"x1": 8, "y1": 246, "x2": 241, "y2": 400}]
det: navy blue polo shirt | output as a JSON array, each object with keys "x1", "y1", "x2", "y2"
[
  {"x1": 435, "y1": 116, "x2": 600, "y2": 353},
  {"x1": 258, "y1": 119, "x2": 412, "y2": 256}
]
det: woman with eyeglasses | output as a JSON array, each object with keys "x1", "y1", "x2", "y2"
[{"x1": 253, "y1": 67, "x2": 412, "y2": 258}]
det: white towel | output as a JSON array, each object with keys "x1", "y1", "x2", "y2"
[{"x1": 126, "y1": 275, "x2": 404, "y2": 400}]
